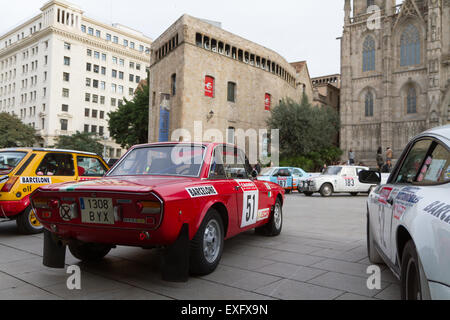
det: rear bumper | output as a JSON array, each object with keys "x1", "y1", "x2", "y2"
[
  {"x1": 0, "y1": 197, "x2": 30, "y2": 217},
  {"x1": 429, "y1": 281, "x2": 450, "y2": 300}
]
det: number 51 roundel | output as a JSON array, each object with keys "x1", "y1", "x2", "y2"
[{"x1": 235, "y1": 180, "x2": 259, "y2": 228}]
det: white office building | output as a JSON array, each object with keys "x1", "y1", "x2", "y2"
[{"x1": 0, "y1": 0, "x2": 152, "y2": 158}]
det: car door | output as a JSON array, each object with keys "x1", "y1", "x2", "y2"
[
  {"x1": 338, "y1": 167, "x2": 357, "y2": 192},
  {"x1": 370, "y1": 139, "x2": 433, "y2": 261},
  {"x1": 389, "y1": 139, "x2": 450, "y2": 262}
]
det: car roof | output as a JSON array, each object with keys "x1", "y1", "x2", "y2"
[
  {"x1": 0, "y1": 148, "x2": 98, "y2": 156},
  {"x1": 418, "y1": 125, "x2": 450, "y2": 145}
]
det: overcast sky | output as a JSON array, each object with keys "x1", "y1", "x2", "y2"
[{"x1": 0, "y1": 0, "x2": 400, "y2": 77}]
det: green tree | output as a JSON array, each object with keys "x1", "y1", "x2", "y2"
[
  {"x1": 54, "y1": 131, "x2": 103, "y2": 155},
  {"x1": 0, "y1": 112, "x2": 39, "y2": 148},
  {"x1": 267, "y1": 95, "x2": 342, "y2": 171},
  {"x1": 108, "y1": 82, "x2": 149, "y2": 149}
]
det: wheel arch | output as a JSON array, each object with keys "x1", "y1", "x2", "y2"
[
  {"x1": 396, "y1": 225, "x2": 413, "y2": 266},
  {"x1": 208, "y1": 202, "x2": 229, "y2": 238}
]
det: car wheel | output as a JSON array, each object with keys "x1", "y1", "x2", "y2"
[
  {"x1": 367, "y1": 214, "x2": 384, "y2": 264},
  {"x1": 320, "y1": 183, "x2": 333, "y2": 197},
  {"x1": 16, "y1": 206, "x2": 44, "y2": 235},
  {"x1": 68, "y1": 243, "x2": 112, "y2": 262},
  {"x1": 255, "y1": 199, "x2": 283, "y2": 237},
  {"x1": 351, "y1": 192, "x2": 358, "y2": 197},
  {"x1": 401, "y1": 240, "x2": 425, "y2": 300},
  {"x1": 189, "y1": 209, "x2": 224, "y2": 276},
  {"x1": 304, "y1": 192, "x2": 313, "y2": 197},
  {"x1": 285, "y1": 189, "x2": 292, "y2": 194}
]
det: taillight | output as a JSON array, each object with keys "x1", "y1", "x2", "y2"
[
  {"x1": 1, "y1": 176, "x2": 19, "y2": 192},
  {"x1": 32, "y1": 198, "x2": 59, "y2": 209},
  {"x1": 137, "y1": 201, "x2": 161, "y2": 214}
]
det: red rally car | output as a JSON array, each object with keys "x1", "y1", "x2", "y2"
[{"x1": 31, "y1": 143, "x2": 284, "y2": 281}]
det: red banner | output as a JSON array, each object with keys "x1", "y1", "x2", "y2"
[
  {"x1": 205, "y1": 76, "x2": 214, "y2": 97},
  {"x1": 265, "y1": 93, "x2": 271, "y2": 111}
]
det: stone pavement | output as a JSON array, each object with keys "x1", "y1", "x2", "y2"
[{"x1": 0, "y1": 193, "x2": 400, "y2": 300}]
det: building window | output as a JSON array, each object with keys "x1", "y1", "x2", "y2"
[
  {"x1": 84, "y1": 124, "x2": 89, "y2": 132},
  {"x1": 60, "y1": 119, "x2": 68, "y2": 131},
  {"x1": 227, "y1": 82, "x2": 236, "y2": 102},
  {"x1": 171, "y1": 73, "x2": 176, "y2": 96},
  {"x1": 363, "y1": 36, "x2": 375, "y2": 72},
  {"x1": 93, "y1": 80, "x2": 99, "y2": 88},
  {"x1": 91, "y1": 125, "x2": 97, "y2": 133},
  {"x1": 96, "y1": 30, "x2": 101, "y2": 38},
  {"x1": 407, "y1": 87, "x2": 417, "y2": 114},
  {"x1": 62, "y1": 88, "x2": 69, "y2": 98},
  {"x1": 88, "y1": 27, "x2": 94, "y2": 35},
  {"x1": 64, "y1": 42, "x2": 71, "y2": 50},
  {"x1": 365, "y1": 91, "x2": 374, "y2": 117},
  {"x1": 63, "y1": 72, "x2": 70, "y2": 82},
  {"x1": 400, "y1": 24, "x2": 421, "y2": 66},
  {"x1": 85, "y1": 108, "x2": 90, "y2": 117},
  {"x1": 64, "y1": 56, "x2": 70, "y2": 66},
  {"x1": 113, "y1": 36, "x2": 118, "y2": 44},
  {"x1": 106, "y1": 34, "x2": 111, "y2": 41},
  {"x1": 62, "y1": 104, "x2": 68, "y2": 112},
  {"x1": 86, "y1": 63, "x2": 91, "y2": 71},
  {"x1": 86, "y1": 78, "x2": 91, "y2": 87},
  {"x1": 99, "y1": 126, "x2": 104, "y2": 136},
  {"x1": 92, "y1": 109, "x2": 98, "y2": 118},
  {"x1": 100, "y1": 111, "x2": 104, "y2": 119},
  {"x1": 112, "y1": 69, "x2": 117, "y2": 78},
  {"x1": 87, "y1": 49, "x2": 92, "y2": 56},
  {"x1": 94, "y1": 51, "x2": 100, "y2": 59},
  {"x1": 85, "y1": 93, "x2": 90, "y2": 102},
  {"x1": 81, "y1": 25, "x2": 86, "y2": 33}
]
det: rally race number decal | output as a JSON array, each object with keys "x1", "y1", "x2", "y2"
[
  {"x1": 186, "y1": 185, "x2": 218, "y2": 198},
  {"x1": 235, "y1": 180, "x2": 260, "y2": 228}
]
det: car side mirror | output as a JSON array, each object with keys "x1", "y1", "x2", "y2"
[{"x1": 358, "y1": 170, "x2": 381, "y2": 184}]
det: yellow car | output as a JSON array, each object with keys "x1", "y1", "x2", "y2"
[{"x1": 0, "y1": 148, "x2": 109, "y2": 234}]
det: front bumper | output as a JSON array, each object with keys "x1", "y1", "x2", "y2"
[
  {"x1": 429, "y1": 281, "x2": 450, "y2": 300},
  {"x1": 300, "y1": 181, "x2": 319, "y2": 192}
]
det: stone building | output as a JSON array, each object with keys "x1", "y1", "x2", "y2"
[
  {"x1": 340, "y1": 0, "x2": 450, "y2": 164},
  {"x1": 312, "y1": 74, "x2": 341, "y2": 111},
  {"x1": 0, "y1": 0, "x2": 151, "y2": 157},
  {"x1": 148, "y1": 15, "x2": 310, "y2": 145}
]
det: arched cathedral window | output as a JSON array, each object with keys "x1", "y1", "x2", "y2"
[
  {"x1": 407, "y1": 87, "x2": 417, "y2": 114},
  {"x1": 400, "y1": 24, "x2": 420, "y2": 66},
  {"x1": 363, "y1": 36, "x2": 375, "y2": 72},
  {"x1": 365, "y1": 91, "x2": 374, "y2": 117}
]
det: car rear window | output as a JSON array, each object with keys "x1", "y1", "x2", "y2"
[
  {"x1": 0, "y1": 151, "x2": 27, "y2": 174},
  {"x1": 108, "y1": 145, "x2": 206, "y2": 177}
]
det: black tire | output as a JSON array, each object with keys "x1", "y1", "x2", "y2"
[
  {"x1": 189, "y1": 209, "x2": 224, "y2": 276},
  {"x1": 320, "y1": 183, "x2": 333, "y2": 197},
  {"x1": 401, "y1": 240, "x2": 424, "y2": 300},
  {"x1": 285, "y1": 189, "x2": 292, "y2": 194},
  {"x1": 304, "y1": 192, "x2": 313, "y2": 197},
  {"x1": 255, "y1": 199, "x2": 283, "y2": 237},
  {"x1": 16, "y1": 206, "x2": 44, "y2": 235},
  {"x1": 367, "y1": 214, "x2": 384, "y2": 264},
  {"x1": 68, "y1": 242, "x2": 112, "y2": 262},
  {"x1": 351, "y1": 192, "x2": 358, "y2": 197}
]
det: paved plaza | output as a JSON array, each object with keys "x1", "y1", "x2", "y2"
[{"x1": 0, "y1": 193, "x2": 400, "y2": 300}]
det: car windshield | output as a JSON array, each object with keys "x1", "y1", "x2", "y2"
[
  {"x1": 322, "y1": 166, "x2": 342, "y2": 175},
  {"x1": 260, "y1": 168, "x2": 274, "y2": 176},
  {"x1": 0, "y1": 151, "x2": 27, "y2": 174},
  {"x1": 107, "y1": 145, "x2": 206, "y2": 177}
]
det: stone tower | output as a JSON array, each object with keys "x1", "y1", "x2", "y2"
[{"x1": 340, "y1": 0, "x2": 450, "y2": 165}]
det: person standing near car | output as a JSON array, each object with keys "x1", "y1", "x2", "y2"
[
  {"x1": 348, "y1": 149, "x2": 355, "y2": 165},
  {"x1": 381, "y1": 159, "x2": 392, "y2": 173},
  {"x1": 386, "y1": 147, "x2": 393, "y2": 162},
  {"x1": 376, "y1": 147, "x2": 384, "y2": 171}
]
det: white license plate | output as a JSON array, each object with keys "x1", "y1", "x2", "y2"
[{"x1": 80, "y1": 198, "x2": 114, "y2": 225}]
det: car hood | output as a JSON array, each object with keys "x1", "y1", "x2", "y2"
[{"x1": 39, "y1": 176, "x2": 199, "y2": 194}]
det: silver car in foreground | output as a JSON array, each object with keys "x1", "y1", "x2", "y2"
[{"x1": 359, "y1": 125, "x2": 450, "y2": 300}]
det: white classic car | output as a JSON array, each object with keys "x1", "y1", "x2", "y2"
[
  {"x1": 360, "y1": 125, "x2": 450, "y2": 300},
  {"x1": 303, "y1": 165, "x2": 389, "y2": 197}
]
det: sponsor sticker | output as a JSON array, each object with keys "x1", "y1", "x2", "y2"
[
  {"x1": 423, "y1": 201, "x2": 450, "y2": 225},
  {"x1": 186, "y1": 185, "x2": 218, "y2": 198},
  {"x1": 20, "y1": 177, "x2": 52, "y2": 184},
  {"x1": 257, "y1": 208, "x2": 271, "y2": 221},
  {"x1": 393, "y1": 204, "x2": 407, "y2": 220},
  {"x1": 264, "y1": 183, "x2": 271, "y2": 190}
]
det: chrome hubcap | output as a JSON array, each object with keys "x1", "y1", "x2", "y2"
[
  {"x1": 203, "y1": 219, "x2": 221, "y2": 264},
  {"x1": 274, "y1": 204, "x2": 282, "y2": 230}
]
